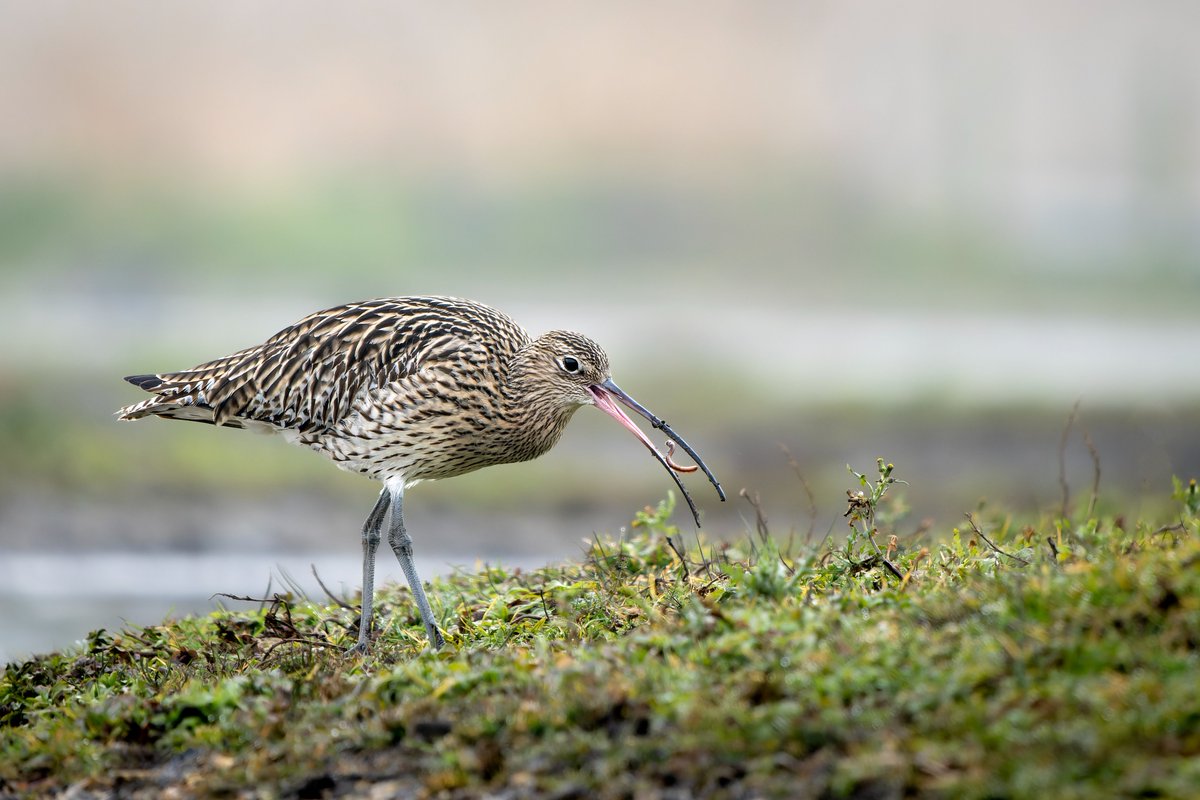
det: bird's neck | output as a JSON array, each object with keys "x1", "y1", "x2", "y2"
[{"x1": 502, "y1": 349, "x2": 583, "y2": 460}]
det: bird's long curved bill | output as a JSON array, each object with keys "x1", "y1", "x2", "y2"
[{"x1": 587, "y1": 378, "x2": 726, "y2": 527}]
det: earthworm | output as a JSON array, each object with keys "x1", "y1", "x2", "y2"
[{"x1": 665, "y1": 440, "x2": 699, "y2": 473}]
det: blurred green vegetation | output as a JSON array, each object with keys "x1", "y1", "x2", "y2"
[
  {"x1": 3, "y1": 475, "x2": 1198, "y2": 797},
  {"x1": 3, "y1": 176, "x2": 1197, "y2": 311}
]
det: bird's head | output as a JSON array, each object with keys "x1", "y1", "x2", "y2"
[
  {"x1": 512, "y1": 330, "x2": 612, "y2": 408},
  {"x1": 510, "y1": 330, "x2": 726, "y2": 526}
]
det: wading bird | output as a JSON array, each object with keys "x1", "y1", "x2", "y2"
[{"x1": 118, "y1": 296, "x2": 724, "y2": 652}]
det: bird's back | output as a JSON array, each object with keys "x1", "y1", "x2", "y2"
[{"x1": 118, "y1": 296, "x2": 532, "y2": 438}]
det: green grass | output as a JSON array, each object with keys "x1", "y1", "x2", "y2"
[{"x1": 3, "y1": 474, "x2": 1199, "y2": 799}]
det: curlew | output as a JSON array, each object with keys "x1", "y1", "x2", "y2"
[{"x1": 118, "y1": 296, "x2": 724, "y2": 652}]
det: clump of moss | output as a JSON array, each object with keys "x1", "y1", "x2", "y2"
[{"x1": 3, "y1": 472, "x2": 1199, "y2": 798}]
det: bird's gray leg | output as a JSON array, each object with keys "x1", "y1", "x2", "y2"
[
  {"x1": 352, "y1": 488, "x2": 391, "y2": 654},
  {"x1": 386, "y1": 484, "x2": 446, "y2": 649}
]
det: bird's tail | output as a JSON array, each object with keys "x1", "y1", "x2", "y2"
[{"x1": 116, "y1": 374, "x2": 228, "y2": 426}]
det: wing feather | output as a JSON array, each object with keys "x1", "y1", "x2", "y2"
[{"x1": 117, "y1": 296, "x2": 530, "y2": 433}]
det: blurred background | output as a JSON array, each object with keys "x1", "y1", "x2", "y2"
[{"x1": 2, "y1": 1, "x2": 1198, "y2": 662}]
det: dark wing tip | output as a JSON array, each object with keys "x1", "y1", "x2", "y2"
[{"x1": 125, "y1": 374, "x2": 164, "y2": 391}]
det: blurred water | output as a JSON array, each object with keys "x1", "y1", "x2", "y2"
[
  {"x1": 0, "y1": 550, "x2": 547, "y2": 665},
  {"x1": 5, "y1": 290, "x2": 1200, "y2": 404}
]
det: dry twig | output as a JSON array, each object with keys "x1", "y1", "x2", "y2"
[
  {"x1": 1083, "y1": 426, "x2": 1102, "y2": 518},
  {"x1": 739, "y1": 488, "x2": 770, "y2": 544},
  {"x1": 964, "y1": 513, "x2": 1029, "y2": 565},
  {"x1": 1059, "y1": 400, "x2": 1080, "y2": 518},
  {"x1": 311, "y1": 565, "x2": 356, "y2": 611},
  {"x1": 779, "y1": 443, "x2": 818, "y2": 542},
  {"x1": 665, "y1": 535, "x2": 690, "y2": 579}
]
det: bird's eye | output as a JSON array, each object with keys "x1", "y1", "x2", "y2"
[{"x1": 560, "y1": 356, "x2": 580, "y2": 373}]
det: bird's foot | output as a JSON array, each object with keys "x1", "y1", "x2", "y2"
[{"x1": 345, "y1": 638, "x2": 371, "y2": 657}]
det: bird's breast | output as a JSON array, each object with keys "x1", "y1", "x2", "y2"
[{"x1": 296, "y1": 374, "x2": 580, "y2": 483}]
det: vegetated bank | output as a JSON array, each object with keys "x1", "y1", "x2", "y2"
[{"x1": 2, "y1": 467, "x2": 1198, "y2": 799}]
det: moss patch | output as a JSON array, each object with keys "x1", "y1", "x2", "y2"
[{"x1": 3, "y1": 487, "x2": 1199, "y2": 798}]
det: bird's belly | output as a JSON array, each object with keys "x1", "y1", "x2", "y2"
[
  {"x1": 291, "y1": 420, "x2": 540, "y2": 483},
  {"x1": 281, "y1": 389, "x2": 577, "y2": 483}
]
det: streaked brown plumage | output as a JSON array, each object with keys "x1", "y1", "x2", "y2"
[{"x1": 118, "y1": 296, "x2": 724, "y2": 652}]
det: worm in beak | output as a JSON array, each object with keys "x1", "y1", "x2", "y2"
[{"x1": 587, "y1": 378, "x2": 725, "y2": 527}]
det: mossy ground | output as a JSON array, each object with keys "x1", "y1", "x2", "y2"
[{"x1": 3, "y1": 478, "x2": 1199, "y2": 799}]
